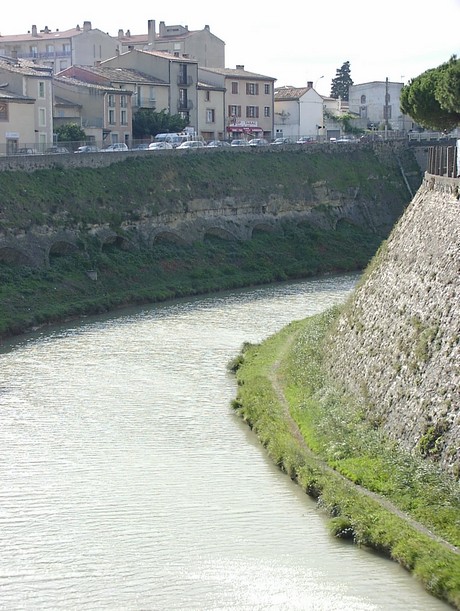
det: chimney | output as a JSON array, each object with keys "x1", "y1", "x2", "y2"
[
  {"x1": 148, "y1": 19, "x2": 156, "y2": 46},
  {"x1": 44, "y1": 26, "x2": 50, "y2": 34},
  {"x1": 31, "y1": 25, "x2": 38, "y2": 37},
  {"x1": 83, "y1": 21, "x2": 91, "y2": 32},
  {"x1": 236, "y1": 65, "x2": 244, "y2": 70},
  {"x1": 118, "y1": 29, "x2": 123, "y2": 38},
  {"x1": 307, "y1": 81, "x2": 313, "y2": 88},
  {"x1": 204, "y1": 25, "x2": 210, "y2": 31}
]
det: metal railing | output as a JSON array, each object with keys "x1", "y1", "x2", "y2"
[{"x1": 427, "y1": 145, "x2": 459, "y2": 178}]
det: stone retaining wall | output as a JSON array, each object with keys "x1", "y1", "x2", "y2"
[{"x1": 325, "y1": 173, "x2": 460, "y2": 477}]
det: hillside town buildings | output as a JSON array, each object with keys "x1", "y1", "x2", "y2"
[{"x1": 0, "y1": 18, "x2": 420, "y2": 153}]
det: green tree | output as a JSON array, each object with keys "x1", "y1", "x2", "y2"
[
  {"x1": 132, "y1": 109, "x2": 188, "y2": 138},
  {"x1": 330, "y1": 61, "x2": 353, "y2": 101},
  {"x1": 400, "y1": 57, "x2": 460, "y2": 131},
  {"x1": 54, "y1": 123, "x2": 86, "y2": 143}
]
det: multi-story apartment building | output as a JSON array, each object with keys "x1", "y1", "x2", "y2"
[
  {"x1": 0, "y1": 57, "x2": 53, "y2": 153},
  {"x1": 199, "y1": 65, "x2": 275, "y2": 141},
  {"x1": 53, "y1": 71, "x2": 133, "y2": 145},
  {"x1": 117, "y1": 20, "x2": 225, "y2": 69},
  {"x1": 0, "y1": 21, "x2": 119, "y2": 73},
  {"x1": 101, "y1": 49, "x2": 199, "y2": 132}
]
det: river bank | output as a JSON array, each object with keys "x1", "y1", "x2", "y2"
[
  {"x1": 0, "y1": 220, "x2": 383, "y2": 341},
  {"x1": 230, "y1": 308, "x2": 460, "y2": 609}
]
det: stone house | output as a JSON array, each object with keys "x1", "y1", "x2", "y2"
[
  {"x1": 0, "y1": 21, "x2": 119, "y2": 73},
  {"x1": 196, "y1": 77, "x2": 226, "y2": 142},
  {"x1": 200, "y1": 65, "x2": 275, "y2": 141},
  {"x1": 0, "y1": 58, "x2": 53, "y2": 153},
  {"x1": 117, "y1": 20, "x2": 225, "y2": 69}
]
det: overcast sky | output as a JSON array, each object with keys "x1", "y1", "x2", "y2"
[{"x1": 2, "y1": 0, "x2": 459, "y2": 95}]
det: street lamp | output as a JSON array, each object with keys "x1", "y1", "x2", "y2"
[{"x1": 314, "y1": 75, "x2": 324, "y2": 89}]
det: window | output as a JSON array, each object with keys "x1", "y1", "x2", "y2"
[
  {"x1": 108, "y1": 95, "x2": 116, "y2": 107},
  {"x1": 264, "y1": 84, "x2": 270, "y2": 94},
  {"x1": 231, "y1": 81, "x2": 238, "y2": 94},
  {"x1": 246, "y1": 106, "x2": 259, "y2": 118},
  {"x1": 179, "y1": 64, "x2": 188, "y2": 85},
  {"x1": 46, "y1": 44, "x2": 54, "y2": 54},
  {"x1": 383, "y1": 105, "x2": 392, "y2": 119},
  {"x1": 121, "y1": 109, "x2": 128, "y2": 125},
  {"x1": 264, "y1": 106, "x2": 270, "y2": 118},
  {"x1": 360, "y1": 106, "x2": 367, "y2": 118},
  {"x1": 38, "y1": 81, "x2": 45, "y2": 98},
  {"x1": 120, "y1": 95, "x2": 127, "y2": 108},
  {"x1": 38, "y1": 107, "x2": 46, "y2": 127},
  {"x1": 30, "y1": 45, "x2": 38, "y2": 57},
  {"x1": 360, "y1": 94, "x2": 366, "y2": 104},
  {"x1": 0, "y1": 101, "x2": 8, "y2": 121},
  {"x1": 63, "y1": 43, "x2": 70, "y2": 54},
  {"x1": 179, "y1": 88, "x2": 188, "y2": 109},
  {"x1": 228, "y1": 105, "x2": 241, "y2": 118},
  {"x1": 246, "y1": 83, "x2": 259, "y2": 95},
  {"x1": 206, "y1": 109, "x2": 215, "y2": 123},
  {"x1": 109, "y1": 109, "x2": 116, "y2": 124}
]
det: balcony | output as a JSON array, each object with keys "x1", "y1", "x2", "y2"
[
  {"x1": 177, "y1": 99, "x2": 194, "y2": 112},
  {"x1": 177, "y1": 75, "x2": 193, "y2": 86}
]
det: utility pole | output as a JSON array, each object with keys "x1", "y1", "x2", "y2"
[{"x1": 385, "y1": 77, "x2": 389, "y2": 138}]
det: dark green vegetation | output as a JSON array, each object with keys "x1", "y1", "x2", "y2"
[
  {"x1": 0, "y1": 223, "x2": 382, "y2": 339},
  {"x1": 401, "y1": 55, "x2": 460, "y2": 131},
  {"x1": 0, "y1": 146, "x2": 419, "y2": 339},
  {"x1": 231, "y1": 308, "x2": 460, "y2": 609}
]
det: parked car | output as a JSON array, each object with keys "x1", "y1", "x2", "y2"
[
  {"x1": 153, "y1": 133, "x2": 188, "y2": 148},
  {"x1": 101, "y1": 143, "x2": 129, "y2": 152},
  {"x1": 271, "y1": 137, "x2": 294, "y2": 145},
  {"x1": 14, "y1": 147, "x2": 42, "y2": 155},
  {"x1": 74, "y1": 145, "x2": 100, "y2": 153},
  {"x1": 148, "y1": 142, "x2": 173, "y2": 150},
  {"x1": 176, "y1": 140, "x2": 205, "y2": 149},
  {"x1": 230, "y1": 139, "x2": 250, "y2": 147},
  {"x1": 45, "y1": 146, "x2": 70, "y2": 154},
  {"x1": 296, "y1": 136, "x2": 314, "y2": 144},
  {"x1": 248, "y1": 138, "x2": 269, "y2": 147},
  {"x1": 207, "y1": 140, "x2": 231, "y2": 148}
]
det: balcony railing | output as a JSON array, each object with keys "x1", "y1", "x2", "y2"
[
  {"x1": 427, "y1": 145, "x2": 459, "y2": 178},
  {"x1": 177, "y1": 100, "x2": 194, "y2": 112},
  {"x1": 177, "y1": 75, "x2": 193, "y2": 86},
  {"x1": 10, "y1": 50, "x2": 72, "y2": 60}
]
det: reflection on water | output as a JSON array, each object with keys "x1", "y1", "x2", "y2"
[{"x1": 0, "y1": 274, "x2": 450, "y2": 609}]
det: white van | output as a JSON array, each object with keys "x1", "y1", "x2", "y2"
[{"x1": 154, "y1": 133, "x2": 189, "y2": 148}]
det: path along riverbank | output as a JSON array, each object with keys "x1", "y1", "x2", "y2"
[{"x1": 230, "y1": 310, "x2": 460, "y2": 610}]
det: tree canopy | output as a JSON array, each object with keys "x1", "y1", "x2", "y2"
[
  {"x1": 132, "y1": 109, "x2": 188, "y2": 138},
  {"x1": 400, "y1": 56, "x2": 460, "y2": 131},
  {"x1": 330, "y1": 61, "x2": 353, "y2": 101},
  {"x1": 54, "y1": 123, "x2": 86, "y2": 142}
]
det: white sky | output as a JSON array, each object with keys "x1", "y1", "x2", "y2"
[{"x1": 1, "y1": 0, "x2": 459, "y2": 95}]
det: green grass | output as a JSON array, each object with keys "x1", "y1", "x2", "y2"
[
  {"x1": 0, "y1": 221, "x2": 383, "y2": 339},
  {"x1": 231, "y1": 309, "x2": 460, "y2": 609}
]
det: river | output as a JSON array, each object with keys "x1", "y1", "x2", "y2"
[{"x1": 0, "y1": 273, "x2": 450, "y2": 610}]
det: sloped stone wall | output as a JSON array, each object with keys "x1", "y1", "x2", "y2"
[{"x1": 325, "y1": 174, "x2": 460, "y2": 477}]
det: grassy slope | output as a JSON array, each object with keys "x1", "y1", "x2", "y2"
[
  {"x1": 231, "y1": 309, "x2": 460, "y2": 609},
  {"x1": 0, "y1": 147, "x2": 415, "y2": 339}
]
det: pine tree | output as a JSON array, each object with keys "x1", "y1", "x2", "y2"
[{"x1": 330, "y1": 61, "x2": 353, "y2": 101}]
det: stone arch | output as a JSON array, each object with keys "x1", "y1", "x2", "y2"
[
  {"x1": 101, "y1": 235, "x2": 132, "y2": 251},
  {"x1": 49, "y1": 240, "x2": 79, "y2": 258},
  {"x1": 251, "y1": 222, "x2": 277, "y2": 237},
  {"x1": 203, "y1": 227, "x2": 238, "y2": 241},
  {"x1": 153, "y1": 231, "x2": 188, "y2": 245},
  {"x1": 0, "y1": 246, "x2": 34, "y2": 266}
]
